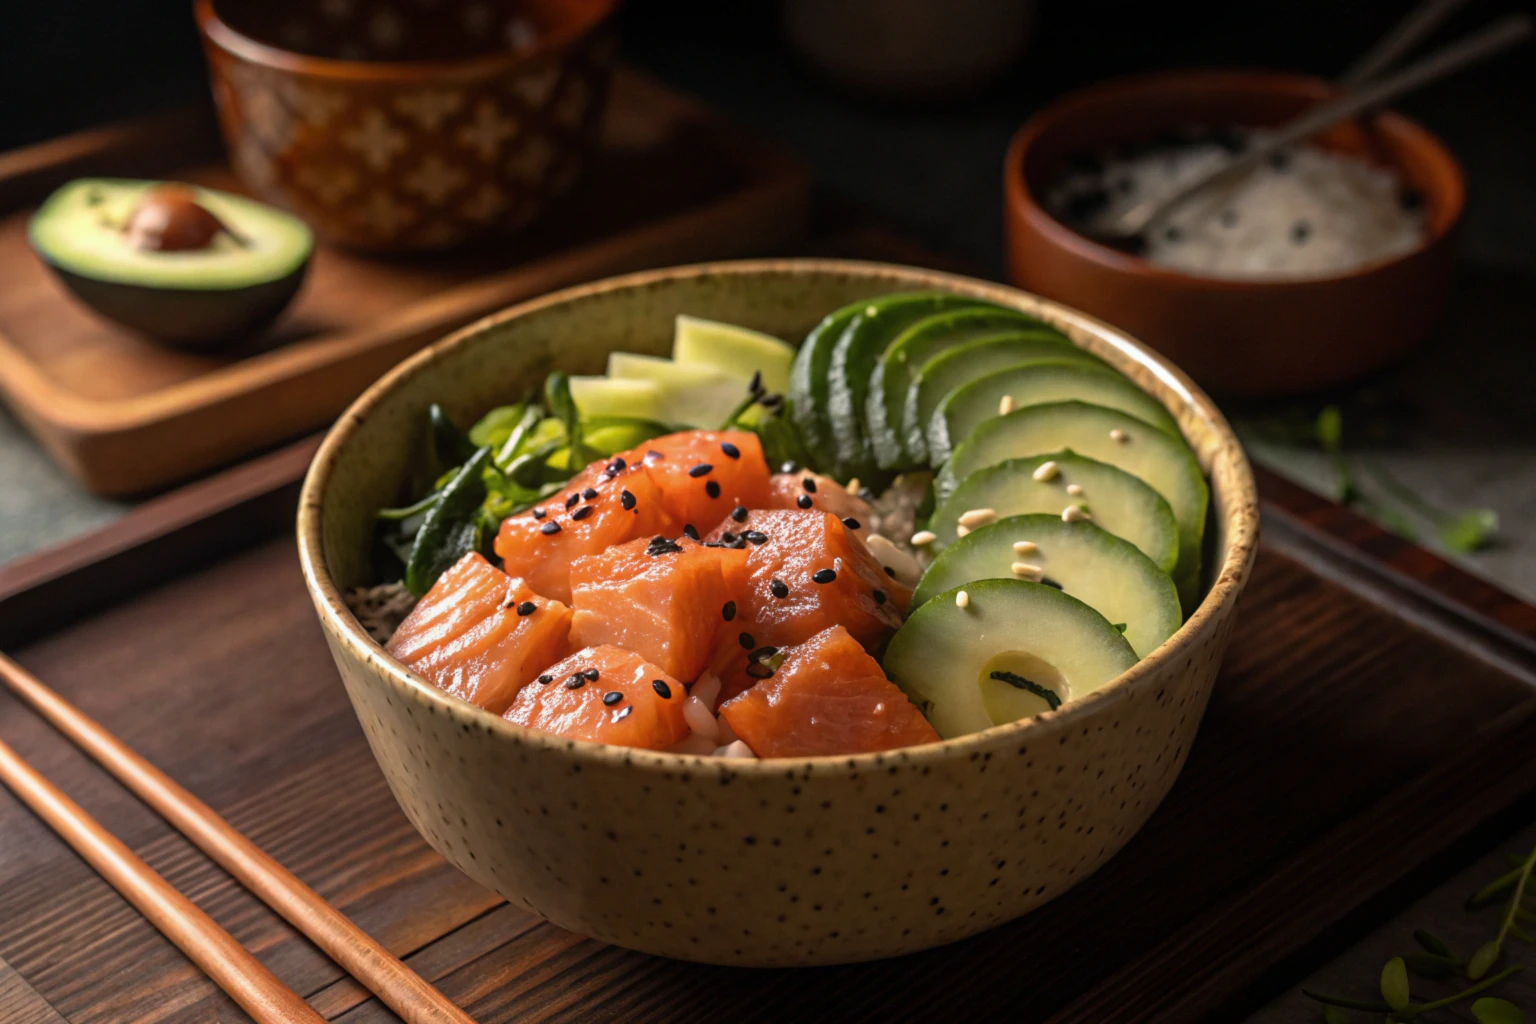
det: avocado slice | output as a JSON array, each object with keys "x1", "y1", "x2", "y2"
[
  {"x1": 29, "y1": 178, "x2": 311, "y2": 348},
  {"x1": 936, "y1": 401, "x2": 1208, "y2": 608},
  {"x1": 928, "y1": 361, "x2": 1181, "y2": 464},
  {"x1": 884, "y1": 578, "x2": 1137, "y2": 738},
  {"x1": 788, "y1": 302, "x2": 861, "y2": 474},
  {"x1": 825, "y1": 291, "x2": 993, "y2": 481},
  {"x1": 867, "y1": 306, "x2": 1058, "y2": 470},
  {"x1": 902, "y1": 331, "x2": 1100, "y2": 458},
  {"x1": 929, "y1": 451, "x2": 1179, "y2": 575},
  {"x1": 913, "y1": 514, "x2": 1181, "y2": 658}
]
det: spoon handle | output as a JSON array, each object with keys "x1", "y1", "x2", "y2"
[{"x1": 1115, "y1": 13, "x2": 1532, "y2": 239}]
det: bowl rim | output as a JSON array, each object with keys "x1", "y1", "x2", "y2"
[
  {"x1": 297, "y1": 257, "x2": 1260, "y2": 775},
  {"x1": 1003, "y1": 67, "x2": 1466, "y2": 290},
  {"x1": 194, "y1": 0, "x2": 616, "y2": 82}
]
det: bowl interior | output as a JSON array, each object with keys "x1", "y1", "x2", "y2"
[
  {"x1": 209, "y1": 0, "x2": 610, "y2": 64},
  {"x1": 1018, "y1": 71, "x2": 1464, "y2": 248}
]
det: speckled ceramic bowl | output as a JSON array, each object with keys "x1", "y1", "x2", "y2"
[{"x1": 297, "y1": 259, "x2": 1258, "y2": 966}]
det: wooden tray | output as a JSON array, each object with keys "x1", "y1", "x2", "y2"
[
  {"x1": 0, "y1": 69, "x2": 811, "y2": 498},
  {"x1": 2, "y1": 239, "x2": 1535, "y2": 1024}
]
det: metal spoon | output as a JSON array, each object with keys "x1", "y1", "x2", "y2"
[{"x1": 1088, "y1": 13, "x2": 1532, "y2": 245}]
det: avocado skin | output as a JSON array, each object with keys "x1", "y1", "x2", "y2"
[{"x1": 42, "y1": 258, "x2": 308, "y2": 350}]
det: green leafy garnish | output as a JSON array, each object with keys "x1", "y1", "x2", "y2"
[
  {"x1": 403, "y1": 447, "x2": 491, "y2": 596},
  {"x1": 1472, "y1": 996, "x2": 1525, "y2": 1024}
]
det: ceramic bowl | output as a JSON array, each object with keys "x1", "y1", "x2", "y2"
[
  {"x1": 195, "y1": 0, "x2": 617, "y2": 252},
  {"x1": 1004, "y1": 70, "x2": 1464, "y2": 396},
  {"x1": 297, "y1": 258, "x2": 1259, "y2": 966}
]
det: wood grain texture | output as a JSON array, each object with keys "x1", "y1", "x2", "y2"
[{"x1": 0, "y1": 69, "x2": 811, "y2": 496}]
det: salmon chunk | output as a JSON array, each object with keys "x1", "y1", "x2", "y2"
[
  {"x1": 503, "y1": 645, "x2": 689, "y2": 750},
  {"x1": 569, "y1": 535, "x2": 747, "y2": 682},
  {"x1": 720, "y1": 625, "x2": 939, "y2": 757},
  {"x1": 385, "y1": 552, "x2": 572, "y2": 714},
  {"x1": 765, "y1": 471, "x2": 873, "y2": 540},
  {"x1": 635, "y1": 430, "x2": 772, "y2": 531}
]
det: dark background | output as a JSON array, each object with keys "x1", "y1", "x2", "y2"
[{"x1": 4, "y1": 0, "x2": 1532, "y2": 278}]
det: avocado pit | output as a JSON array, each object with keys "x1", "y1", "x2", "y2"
[{"x1": 124, "y1": 186, "x2": 240, "y2": 253}]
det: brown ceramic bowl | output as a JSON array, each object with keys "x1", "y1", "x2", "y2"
[
  {"x1": 1004, "y1": 70, "x2": 1464, "y2": 396},
  {"x1": 195, "y1": 0, "x2": 617, "y2": 252}
]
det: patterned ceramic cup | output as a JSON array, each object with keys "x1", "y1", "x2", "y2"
[
  {"x1": 298, "y1": 260, "x2": 1260, "y2": 966},
  {"x1": 195, "y1": 0, "x2": 617, "y2": 252}
]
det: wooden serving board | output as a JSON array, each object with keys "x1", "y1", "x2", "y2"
[{"x1": 0, "y1": 69, "x2": 810, "y2": 498}]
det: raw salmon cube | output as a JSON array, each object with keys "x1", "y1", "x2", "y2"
[
  {"x1": 495, "y1": 458, "x2": 678, "y2": 604},
  {"x1": 386, "y1": 552, "x2": 572, "y2": 714},
  {"x1": 504, "y1": 645, "x2": 689, "y2": 750},
  {"x1": 705, "y1": 510, "x2": 909, "y2": 654},
  {"x1": 720, "y1": 625, "x2": 939, "y2": 757},
  {"x1": 633, "y1": 430, "x2": 771, "y2": 532},
  {"x1": 569, "y1": 535, "x2": 747, "y2": 682},
  {"x1": 765, "y1": 471, "x2": 873, "y2": 540}
]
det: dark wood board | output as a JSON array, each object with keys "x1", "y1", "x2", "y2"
[
  {"x1": 2, "y1": 231, "x2": 1535, "y2": 1023},
  {"x1": 0, "y1": 69, "x2": 810, "y2": 497}
]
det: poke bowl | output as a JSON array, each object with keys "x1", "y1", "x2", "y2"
[{"x1": 297, "y1": 258, "x2": 1259, "y2": 966}]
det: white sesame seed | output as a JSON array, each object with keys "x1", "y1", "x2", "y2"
[
  {"x1": 955, "y1": 590, "x2": 970, "y2": 609},
  {"x1": 956, "y1": 524, "x2": 970, "y2": 538},
  {"x1": 910, "y1": 530, "x2": 937, "y2": 547},
  {"x1": 1012, "y1": 540, "x2": 1039, "y2": 555},
  {"x1": 1011, "y1": 562, "x2": 1044, "y2": 580},
  {"x1": 865, "y1": 305, "x2": 878, "y2": 317},
  {"x1": 998, "y1": 394, "x2": 1015, "y2": 416},
  {"x1": 845, "y1": 476, "x2": 861, "y2": 495},
  {"x1": 957, "y1": 507, "x2": 996, "y2": 528},
  {"x1": 1110, "y1": 428, "x2": 1129, "y2": 443},
  {"x1": 1062, "y1": 505, "x2": 1091, "y2": 523},
  {"x1": 1032, "y1": 460, "x2": 1059, "y2": 482},
  {"x1": 1065, "y1": 483, "x2": 1084, "y2": 496}
]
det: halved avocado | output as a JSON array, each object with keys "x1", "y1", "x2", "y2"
[
  {"x1": 29, "y1": 178, "x2": 312, "y2": 349},
  {"x1": 884, "y1": 578, "x2": 1137, "y2": 738}
]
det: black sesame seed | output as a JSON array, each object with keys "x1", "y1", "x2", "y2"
[
  {"x1": 565, "y1": 674, "x2": 585, "y2": 689},
  {"x1": 1163, "y1": 225, "x2": 1183, "y2": 243},
  {"x1": 780, "y1": 461, "x2": 798, "y2": 474},
  {"x1": 858, "y1": 487, "x2": 875, "y2": 502},
  {"x1": 722, "y1": 601, "x2": 737, "y2": 621},
  {"x1": 571, "y1": 505, "x2": 594, "y2": 521},
  {"x1": 1219, "y1": 209, "x2": 1238, "y2": 228},
  {"x1": 842, "y1": 517, "x2": 861, "y2": 530},
  {"x1": 873, "y1": 589, "x2": 888, "y2": 605},
  {"x1": 758, "y1": 393, "x2": 783, "y2": 408},
  {"x1": 749, "y1": 646, "x2": 778, "y2": 662},
  {"x1": 516, "y1": 601, "x2": 536, "y2": 616},
  {"x1": 688, "y1": 463, "x2": 713, "y2": 478},
  {"x1": 770, "y1": 578, "x2": 789, "y2": 599},
  {"x1": 796, "y1": 494, "x2": 813, "y2": 509},
  {"x1": 812, "y1": 568, "x2": 837, "y2": 584},
  {"x1": 720, "y1": 531, "x2": 737, "y2": 543},
  {"x1": 540, "y1": 521, "x2": 561, "y2": 535},
  {"x1": 582, "y1": 487, "x2": 599, "y2": 501},
  {"x1": 645, "y1": 449, "x2": 664, "y2": 462},
  {"x1": 538, "y1": 673, "x2": 553, "y2": 685},
  {"x1": 602, "y1": 690, "x2": 623, "y2": 706},
  {"x1": 802, "y1": 477, "x2": 817, "y2": 493},
  {"x1": 1291, "y1": 219, "x2": 1311, "y2": 244},
  {"x1": 532, "y1": 507, "x2": 546, "y2": 519},
  {"x1": 883, "y1": 566, "x2": 896, "y2": 578},
  {"x1": 652, "y1": 679, "x2": 672, "y2": 699},
  {"x1": 1268, "y1": 149, "x2": 1292, "y2": 172},
  {"x1": 584, "y1": 668, "x2": 601, "y2": 682},
  {"x1": 614, "y1": 705, "x2": 633, "y2": 721},
  {"x1": 745, "y1": 663, "x2": 774, "y2": 679},
  {"x1": 620, "y1": 489, "x2": 636, "y2": 510},
  {"x1": 738, "y1": 632, "x2": 756, "y2": 650},
  {"x1": 731, "y1": 505, "x2": 749, "y2": 522},
  {"x1": 743, "y1": 530, "x2": 768, "y2": 545},
  {"x1": 748, "y1": 370, "x2": 763, "y2": 396},
  {"x1": 1041, "y1": 577, "x2": 1064, "y2": 590},
  {"x1": 683, "y1": 524, "x2": 699, "y2": 540},
  {"x1": 565, "y1": 492, "x2": 580, "y2": 510},
  {"x1": 720, "y1": 442, "x2": 740, "y2": 459},
  {"x1": 1399, "y1": 187, "x2": 1423, "y2": 212},
  {"x1": 706, "y1": 481, "x2": 721, "y2": 498}
]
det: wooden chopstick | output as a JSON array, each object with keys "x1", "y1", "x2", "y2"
[
  {"x1": 0, "y1": 736, "x2": 326, "y2": 1024},
  {"x1": 0, "y1": 652, "x2": 477, "y2": 1024}
]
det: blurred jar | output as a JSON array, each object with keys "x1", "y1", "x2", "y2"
[{"x1": 782, "y1": 0, "x2": 1035, "y2": 104}]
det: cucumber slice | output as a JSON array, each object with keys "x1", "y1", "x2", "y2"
[
  {"x1": 936, "y1": 402, "x2": 1208, "y2": 607},
  {"x1": 867, "y1": 307, "x2": 1057, "y2": 470},
  {"x1": 913, "y1": 514, "x2": 1181, "y2": 658},
  {"x1": 569, "y1": 377, "x2": 664, "y2": 423},
  {"x1": 789, "y1": 303, "x2": 861, "y2": 475},
  {"x1": 902, "y1": 332, "x2": 1099, "y2": 459},
  {"x1": 606, "y1": 352, "x2": 748, "y2": 428},
  {"x1": 884, "y1": 578, "x2": 1137, "y2": 739},
  {"x1": 928, "y1": 361, "x2": 1180, "y2": 464},
  {"x1": 673, "y1": 315, "x2": 795, "y2": 395},
  {"x1": 826, "y1": 292, "x2": 990, "y2": 482},
  {"x1": 930, "y1": 452, "x2": 1178, "y2": 575}
]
